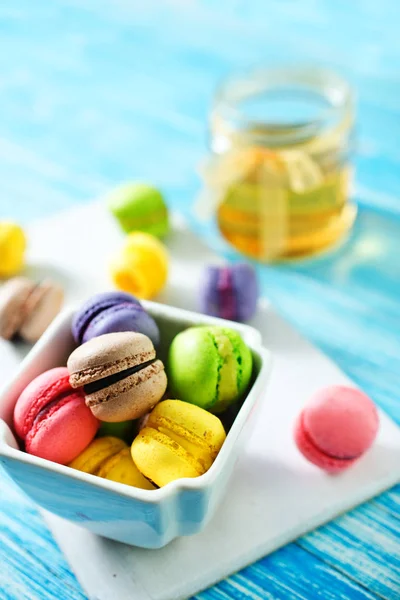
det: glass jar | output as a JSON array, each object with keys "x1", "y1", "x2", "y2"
[{"x1": 200, "y1": 66, "x2": 356, "y2": 261}]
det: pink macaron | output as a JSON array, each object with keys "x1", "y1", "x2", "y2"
[
  {"x1": 14, "y1": 367, "x2": 99, "y2": 465},
  {"x1": 294, "y1": 385, "x2": 379, "y2": 473}
]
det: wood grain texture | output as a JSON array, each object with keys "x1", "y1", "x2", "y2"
[{"x1": 0, "y1": 1, "x2": 399, "y2": 599}]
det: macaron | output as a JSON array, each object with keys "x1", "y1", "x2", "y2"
[
  {"x1": 168, "y1": 325, "x2": 253, "y2": 413},
  {"x1": 68, "y1": 331, "x2": 167, "y2": 422},
  {"x1": 110, "y1": 232, "x2": 168, "y2": 300},
  {"x1": 199, "y1": 263, "x2": 258, "y2": 322},
  {"x1": 69, "y1": 436, "x2": 155, "y2": 489},
  {"x1": 13, "y1": 367, "x2": 99, "y2": 464},
  {"x1": 107, "y1": 182, "x2": 169, "y2": 238},
  {"x1": 19, "y1": 279, "x2": 64, "y2": 343},
  {"x1": 131, "y1": 400, "x2": 226, "y2": 487},
  {"x1": 0, "y1": 277, "x2": 64, "y2": 342},
  {"x1": 0, "y1": 221, "x2": 26, "y2": 278},
  {"x1": 0, "y1": 277, "x2": 34, "y2": 339},
  {"x1": 294, "y1": 385, "x2": 380, "y2": 473},
  {"x1": 71, "y1": 291, "x2": 160, "y2": 346}
]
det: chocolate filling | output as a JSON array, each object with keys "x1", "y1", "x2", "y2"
[{"x1": 84, "y1": 359, "x2": 156, "y2": 395}]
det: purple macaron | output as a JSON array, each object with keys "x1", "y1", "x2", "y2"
[
  {"x1": 199, "y1": 263, "x2": 258, "y2": 322},
  {"x1": 72, "y1": 291, "x2": 160, "y2": 346}
]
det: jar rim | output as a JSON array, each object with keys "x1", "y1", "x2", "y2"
[{"x1": 212, "y1": 65, "x2": 354, "y2": 148}]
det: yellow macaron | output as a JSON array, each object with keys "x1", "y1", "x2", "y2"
[
  {"x1": 110, "y1": 231, "x2": 168, "y2": 299},
  {"x1": 0, "y1": 222, "x2": 26, "y2": 278},
  {"x1": 131, "y1": 400, "x2": 226, "y2": 487},
  {"x1": 69, "y1": 436, "x2": 155, "y2": 490}
]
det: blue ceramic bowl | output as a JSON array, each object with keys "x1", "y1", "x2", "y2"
[{"x1": 0, "y1": 302, "x2": 272, "y2": 548}]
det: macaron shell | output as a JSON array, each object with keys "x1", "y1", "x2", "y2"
[
  {"x1": 221, "y1": 327, "x2": 253, "y2": 398},
  {"x1": 294, "y1": 411, "x2": 357, "y2": 473},
  {"x1": 0, "y1": 222, "x2": 26, "y2": 277},
  {"x1": 139, "y1": 218, "x2": 169, "y2": 239},
  {"x1": 98, "y1": 447, "x2": 155, "y2": 489},
  {"x1": 72, "y1": 291, "x2": 142, "y2": 344},
  {"x1": 216, "y1": 268, "x2": 237, "y2": 321},
  {"x1": 20, "y1": 281, "x2": 64, "y2": 343},
  {"x1": 107, "y1": 183, "x2": 169, "y2": 237},
  {"x1": 231, "y1": 263, "x2": 258, "y2": 322},
  {"x1": 83, "y1": 303, "x2": 160, "y2": 346},
  {"x1": 168, "y1": 326, "x2": 253, "y2": 413},
  {"x1": 149, "y1": 400, "x2": 226, "y2": 455},
  {"x1": 25, "y1": 391, "x2": 99, "y2": 465},
  {"x1": 148, "y1": 400, "x2": 226, "y2": 470},
  {"x1": 14, "y1": 367, "x2": 72, "y2": 439},
  {"x1": 168, "y1": 328, "x2": 220, "y2": 410},
  {"x1": 68, "y1": 331, "x2": 155, "y2": 387},
  {"x1": 69, "y1": 436, "x2": 127, "y2": 474},
  {"x1": 110, "y1": 232, "x2": 168, "y2": 300},
  {"x1": 200, "y1": 264, "x2": 258, "y2": 323},
  {"x1": 0, "y1": 277, "x2": 35, "y2": 339},
  {"x1": 200, "y1": 266, "x2": 224, "y2": 319},
  {"x1": 116, "y1": 207, "x2": 168, "y2": 239},
  {"x1": 87, "y1": 360, "x2": 167, "y2": 422},
  {"x1": 208, "y1": 327, "x2": 249, "y2": 413},
  {"x1": 303, "y1": 386, "x2": 379, "y2": 459},
  {"x1": 131, "y1": 428, "x2": 204, "y2": 487}
]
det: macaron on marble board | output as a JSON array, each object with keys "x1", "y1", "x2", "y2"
[
  {"x1": 71, "y1": 291, "x2": 160, "y2": 346},
  {"x1": 131, "y1": 400, "x2": 226, "y2": 487},
  {"x1": 110, "y1": 232, "x2": 168, "y2": 300},
  {"x1": 13, "y1": 367, "x2": 99, "y2": 464},
  {"x1": 168, "y1": 325, "x2": 253, "y2": 413},
  {"x1": 200, "y1": 263, "x2": 259, "y2": 322},
  {"x1": 19, "y1": 279, "x2": 64, "y2": 343},
  {"x1": 0, "y1": 221, "x2": 26, "y2": 278},
  {"x1": 69, "y1": 436, "x2": 155, "y2": 489},
  {"x1": 294, "y1": 385, "x2": 380, "y2": 473},
  {"x1": 0, "y1": 277, "x2": 64, "y2": 342},
  {"x1": 107, "y1": 182, "x2": 169, "y2": 238},
  {"x1": 68, "y1": 331, "x2": 167, "y2": 422}
]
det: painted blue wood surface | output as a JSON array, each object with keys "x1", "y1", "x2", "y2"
[{"x1": 0, "y1": 1, "x2": 400, "y2": 599}]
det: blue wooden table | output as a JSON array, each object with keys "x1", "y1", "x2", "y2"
[{"x1": 1, "y1": 1, "x2": 399, "y2": 598}]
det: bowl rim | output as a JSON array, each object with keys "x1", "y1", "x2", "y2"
[{"x1": 0, "y1": 301, "x2": 272, "y2": 505}]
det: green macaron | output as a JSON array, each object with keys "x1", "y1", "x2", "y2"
[
  {"x1": 168, "y1": 325, "x2": 253, "y2": 413},
  {"x1": 97, "y1": 420, "x2": 136, "y2": 444},
  {"x1": 107, "y1": 182, "x2": 169, "y2": 238}
]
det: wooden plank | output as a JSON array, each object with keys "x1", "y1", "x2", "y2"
[
  {"x1": 373, "y1": 486, "x2": 400, "y2": 518},
  {"x1": 298, "y1": 501, "x2": 400, "y2": 599},
  {"x1": 195, "y1": 544, "x2": 380, "y2": 600},
  {"x1": 0, "y1": 472, "x2": 85, "y2": 600}
]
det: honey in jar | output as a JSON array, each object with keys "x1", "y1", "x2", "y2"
[{"x1": 200, "y1": 67, "x2": 356, "y2": 261}]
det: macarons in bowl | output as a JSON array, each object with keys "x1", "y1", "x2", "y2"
[{"x1": 0, "y1": 300, "x2": 271, "y2": 548}]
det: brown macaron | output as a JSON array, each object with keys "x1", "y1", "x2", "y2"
[
  {"x1": 19, "y1": 279, "x2": 64, "y2": 343},
  {"x1": 67, "y1": 331, "x2": 167, "y2": 422},
  {"x1": 0, "y1": 277, "x2": 64, "y2": 342},
  {"x1": 0, "y1": 277, "x2": 35, "y2": 339}
]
